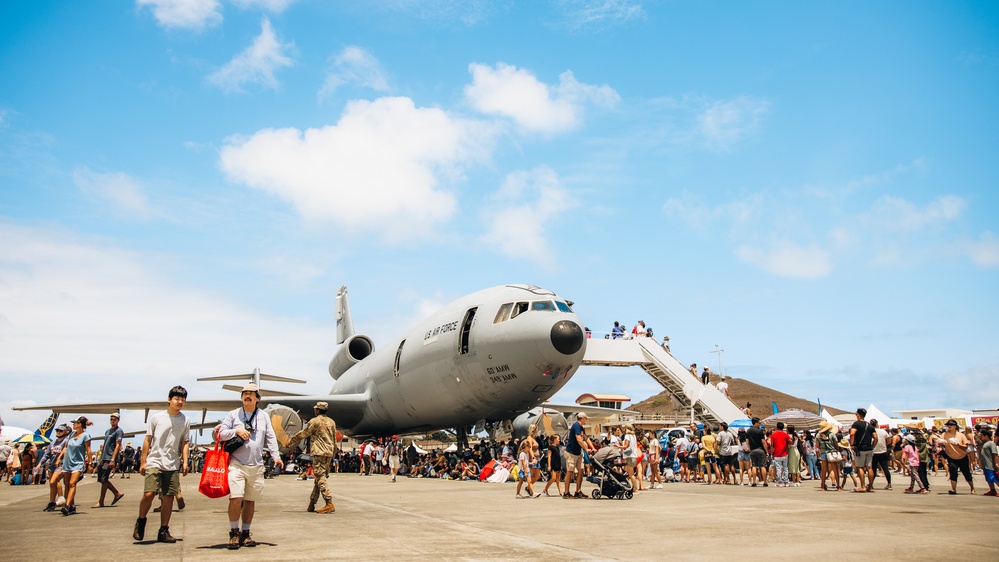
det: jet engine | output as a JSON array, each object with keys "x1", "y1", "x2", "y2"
[
  {"x1": 328, "y1": 334, "x2": 374, "y2": 380},
  {"x1": 510, "y1": 407, "x2": 569, "y2": 441},
  {"x1": 266, "y1": 404, "x2": 304, "y2": 456}
]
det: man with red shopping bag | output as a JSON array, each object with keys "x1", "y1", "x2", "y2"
[{"x1": 217, "y1": 383, "x2": 284, "y2": 550}]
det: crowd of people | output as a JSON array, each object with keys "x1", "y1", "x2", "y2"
[{"x1": 7, "y1": 392, "x2": 996, "y2": 550}]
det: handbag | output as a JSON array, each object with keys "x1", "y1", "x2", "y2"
[
  {"x1": 827, "y1": 450, "x2": 843, "y2": 462},
  {"x1": 223, "y1": 435, "x2": 246, "y2": 455},
  {"x1": 198, "y1": 441, "x2": 230, "y2": 499},
  {"x1": 223, "y1": 408, "x2": 257, "y2": 454}
]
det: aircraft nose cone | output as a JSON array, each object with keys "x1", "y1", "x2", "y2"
[{"x1": 550, "y1": 320, "x2": 584, "y2": 355}]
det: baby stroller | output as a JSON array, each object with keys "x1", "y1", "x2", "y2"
[{"x1": 586, "y1": 446, "x2": 634, "y2": 499}]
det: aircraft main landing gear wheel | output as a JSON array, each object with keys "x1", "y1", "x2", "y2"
[{"x1": 591, "y1": 489, "x2": 601, "y2": 499}]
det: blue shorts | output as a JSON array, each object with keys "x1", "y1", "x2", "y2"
[{"x1": 985, "y1": 469, "x2": 998, "y2": 484}]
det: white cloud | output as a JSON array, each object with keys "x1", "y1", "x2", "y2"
[
  {"x1": 230, "y1": 0, "x2": 296, "y2": 12},
  {"x1": 555, "y1": 0, "x2": 646, "y2": 30},
  {"x1": 0, "y1": 221, "x2": 333, "y2": 408},
  {"x1": 465, "y1": 63, "x2": 619, "y2": 135},
  {"x1": 868, "y1": 194, "x2": 966, "y2": 231},
  {"x1": 736, "y1": 240, "x2": 832, "y2": 279},
  {"x1": 219, "y1": 96, "x2": 494, "y2": 241},
  {"x1": 480, "y1": 166, "x2": 575, "y2": 266},
  {"x1": 136, "y1": 0, "x2": 222, "y2": 31},
  {"x1": 696, "y1": 96, "x2": 770, "y2": 149},
  {"x1": 317, "y1": 46, "x2": 390, "y2": 102},
  {"x1": 207, "y1": 17, "x2": 293, "y2": 93},
  {"x1": 380, "y1": 0, "x2": 494, "y2": 26},
  {"x1": 72, "y1": 167, "x2": 155, "y2": 217},
  {"x1": 966, "y1": 231, "x2": 999, "y2": 267}
]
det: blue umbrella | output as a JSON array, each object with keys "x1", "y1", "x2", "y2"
[{"x1": 728, "y1": 419, "x2": 753, "y2": 429}]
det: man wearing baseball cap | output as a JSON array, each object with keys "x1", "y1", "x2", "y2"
[
  {"x1": 287, "y1": 401, "x2": 338, "y2": 514},
  {"x1": 94, "y1": 412, "x2": 125, "y2": 508},
  {"x1": 562, "y1": 412, "x2": 596, "y2": 499}
]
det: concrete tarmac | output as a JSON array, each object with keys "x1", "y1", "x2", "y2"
[{"x1": 1, "y1": 471, "x2": 996, "y2": 561}]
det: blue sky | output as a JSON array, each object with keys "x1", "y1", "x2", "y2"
[{"x1": 2, "y1": 1, "x2": 998, "y2": 435}]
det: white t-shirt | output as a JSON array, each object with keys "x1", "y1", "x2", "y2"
[
  {"x1": 144, "y1": 410, "x2": 190, "y2": 471},
  {"x1": 872, "y1": 428, "x2": 890, "y2": 454},
  {"x1": 717, "y1": 381, "x2": 729, "y2": 396},
  {"x1": 622, "y1": 434, "x2": 639, "y2": 459}
]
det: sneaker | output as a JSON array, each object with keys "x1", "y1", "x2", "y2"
[
  {"x1": 228, "y1": 529, "x2": 240, "y2": 550},
  {"x1": 918, "y1": 489, "x2": 929, "y2": 494},
  {"x1": 133, "y1": 518, "x2": 146, "y2": 541},
  {"x1": 562, "y1": 493, "x2": 573, "y2": 499},
  {"x1": 239, "y1": 530, "x2": 256, "y2": 547},
  {"x1": 157, "y1": 527, "x2": 177, "y2": 543},
  {"x1": 44, "y1": 502, "x2": 56, "y2": 512},
  {"x1": 984, "y1": 490, "x2": 997, "y2": 497},
  {"x1": 62, "y1": 506, "x2": 76, "y2": 516},
  {"x1": 903, "y1": 488, "x2": 913, "y2": 493}
]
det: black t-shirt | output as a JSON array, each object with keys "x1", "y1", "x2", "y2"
[
  {"x1": 548, "y1": 444, "x2": 562, "y2": 471},
  {"x1": 746, "y1": 427, "x2": 766, "y2": 451},
  {"x1": 851, "y1": 420, "x2": 874, "y2": 451}
]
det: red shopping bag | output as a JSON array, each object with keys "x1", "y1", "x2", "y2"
[{"x1": 198, "y1": 441, "x2": 230, "y2": 499}]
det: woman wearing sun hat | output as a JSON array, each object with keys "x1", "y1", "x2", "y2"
[{"x1": 816, "y1": 421, "x2": 840, "y2": 491}]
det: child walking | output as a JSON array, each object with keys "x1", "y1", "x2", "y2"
[{"x1": 902, "y1": 434, "x2": 927, "y2": 494}]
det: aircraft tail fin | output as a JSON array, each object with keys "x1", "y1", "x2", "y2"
[
  {"x1": 336, "y1": 285, "x2": 355, "y2": 345},
  {"x1": 37, "y1": 411, "x2": 59, "y2": 439}
]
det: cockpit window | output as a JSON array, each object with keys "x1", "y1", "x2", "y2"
[
  {"x1": 510, "y1": 301, "x2": 529, "y2": 319},
  {"x1": 555, "y1": 301, "x2": 572, "y2": 313},
  {"x1": 493, "y1": 303, "x2": 513, "y2": 324},
  {"x1": 531, "y1": 300, "x2": 556, "y2": 312}
]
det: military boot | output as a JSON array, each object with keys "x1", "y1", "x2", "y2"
[
  {"x1": 317, "y1": 501, "x2": 336, "y2": 514},
  {"x1": 157, "y1": 526, "x2": 177, "y2": 543},
  {"x1": 133, "y1": 517, "x2": 147, "y2": 541}
]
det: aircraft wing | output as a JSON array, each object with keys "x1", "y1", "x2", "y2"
[
  {"x1": 13, "y1": 399, "x2": 243, "y2": 415},
  {"x1": 540, "y1": 402, "x2": 636, "y2": 418}
]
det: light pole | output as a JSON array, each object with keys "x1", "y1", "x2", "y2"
[{"x1": 710, "y1": 345, "x2": 724, "y2": 378}]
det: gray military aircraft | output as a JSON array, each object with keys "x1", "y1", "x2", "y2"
[{"x1": 16, "y1": 284, "x2": 588, "y2": 441}]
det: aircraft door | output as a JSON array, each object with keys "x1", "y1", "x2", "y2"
[{"x1": 459, "y1": 307, "x2": 477, "y2": 355}]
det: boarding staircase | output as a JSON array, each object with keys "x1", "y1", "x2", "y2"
[{"x1": 581, "y1": 337, "x2": 748, "y2": 427}]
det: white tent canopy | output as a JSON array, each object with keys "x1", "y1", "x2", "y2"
[
  {"x1": 820, "y1": 409, "x2": 843, "y2": 427},
  {"x1": 865, "y1": 403, "x2": 902, "y2": 428}
]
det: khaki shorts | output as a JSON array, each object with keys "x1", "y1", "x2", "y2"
[
  {"x1": 564, "y1": 451, "x2": 584, "y2": 473},
  {"x1": 144, "y1": 468, "x2": 180, "y2": 496},
  {"x1": 388, "y1": 455, "x2": 400, "y2": 470},
  {"x1": 854, "y1": 450, "x2": 874, "y2": 468},
  {"x1": 229, "y1": 459, "x2": 265, "y2": 501}
]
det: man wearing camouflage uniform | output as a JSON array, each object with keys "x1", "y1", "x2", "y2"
[{"x1": 287, "y1": 401, "x2": 338, "y2": 514}]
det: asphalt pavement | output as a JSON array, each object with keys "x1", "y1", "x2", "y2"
[{"x1": 0, "y1": 470, "x2": 996, "y2": 561}]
